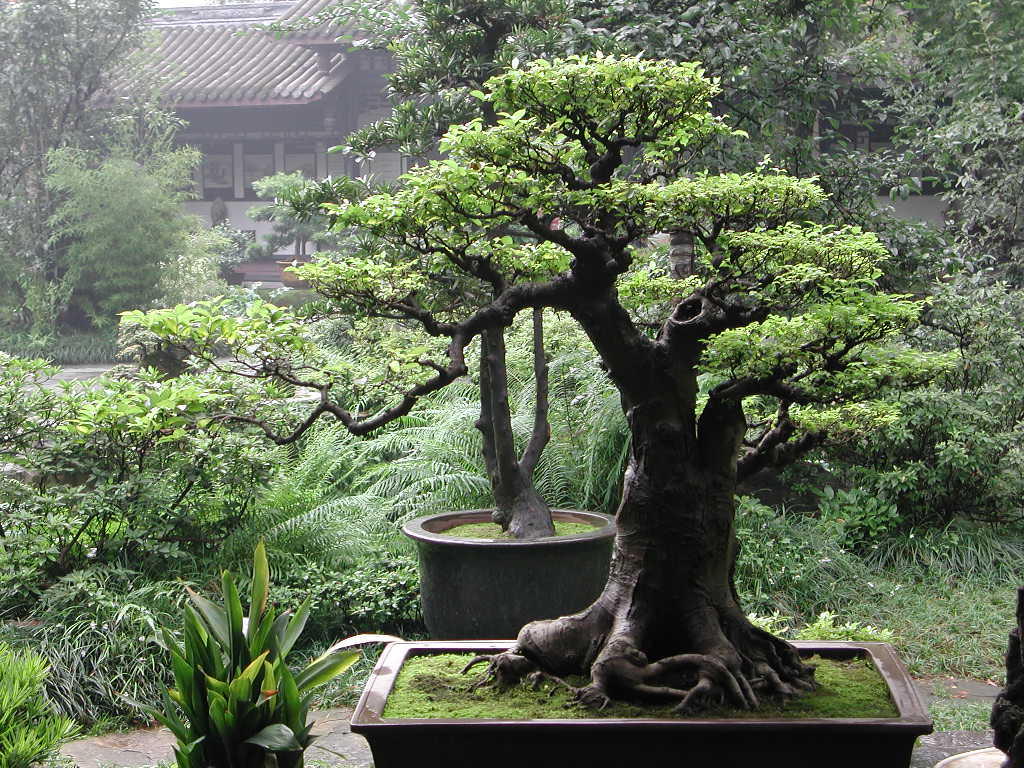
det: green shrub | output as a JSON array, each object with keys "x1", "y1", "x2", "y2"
[
  {"x1": 267, "y1": 555, "x2": 423, "y2": 640},
  {"x1": 823, "y1": 278, "x2": 1024, "y2": 528},
  {"x1": 334, "y1": 558, "x2": 422, "y2": 636},
  {"x1": 830, "y1": 390, "x2": 1024, "y2": 527},
  {"x1": 0, "y1": 642, "x2": 79, "y2": 768},
  {"x1": 1, "y1": 360, "x2": 280, "y2": 583},
  {"x1": 22, "y1": 565, "x2": 188, "y2": 724},
  {"x1": 146, "y1": 542, "x2": 396, "y2": 768},
  {"x1": 815, "y1": 486, "x2": 901, "y2": 551}
]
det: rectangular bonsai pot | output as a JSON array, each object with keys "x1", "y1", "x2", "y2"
[{"x1": 350, "y1": 640, "x2": 933, "y2": 768}]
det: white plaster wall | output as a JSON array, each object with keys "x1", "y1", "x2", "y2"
[
  {"x1": 184, "y1": 200, "x2": 282, "y2": 251},
  {"x1": 877, "y1": 194, "x2": 946, "y2": 226}
]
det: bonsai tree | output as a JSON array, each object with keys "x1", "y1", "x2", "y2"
[
  {"x1": 132, "y1": 56, "x2": 945, "y2": 710},
  {"x1": 294, "y1": 184, "x2": 559, "y2": 536},
  {"x1": 284, "y1": 0, "x2": 583, "y2": 538},
  {"x1": 246, "y1": 172, "x2": 345, "y2": 262}
]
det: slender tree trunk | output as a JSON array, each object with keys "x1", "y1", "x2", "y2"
[{"x1": 475, "y1": 310, "x2": 554, "y2": 538}]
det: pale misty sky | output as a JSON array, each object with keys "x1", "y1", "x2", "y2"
[{"x1": 156, "y1": 0, "x2": 278, "y2": 7}]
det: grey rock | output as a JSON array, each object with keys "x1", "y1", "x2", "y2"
[
  {"x1": 912, "y1": 731, "x2": 996, "y2": 768},
  {"x1": 61, "y1": 709, "x2": 371, "y2": 768}
]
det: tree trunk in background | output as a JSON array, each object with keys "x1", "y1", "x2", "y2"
[
  {"x1": 992, "y1": 588, "x2": 1024, "y2": 767},
  {"x1": 475, "y1": 309, "x2": 554, "y2": 538}
]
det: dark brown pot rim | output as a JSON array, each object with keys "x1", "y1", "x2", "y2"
[
  {"x1": 351, "y1": 640, "x2": 934, "y2": 733},
  {"x1": 402, "y1": 509, "x2": 615, "y2": 548}
]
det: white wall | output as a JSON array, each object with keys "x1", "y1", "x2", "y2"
[
  {"x1": 185, "y1": 199, "x2": 278, "y2": 245},
  {"x1": 878, "y1": 194, "x2": 946, "y2": 226}
]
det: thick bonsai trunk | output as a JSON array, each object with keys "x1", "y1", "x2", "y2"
[
  {"x1": 468, "y1": 393, "x2": 815, "y2": 711},
  {"x1": 475, "y1": 310, "x2": 554, "y2": 539}
]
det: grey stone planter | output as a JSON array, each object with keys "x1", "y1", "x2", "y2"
[
  {"x1": 401, "y1": 509, "x2": 614, "y2": 639},
  {"x1": 351, "y1": 640, "x2": 933, "y2": 768}
]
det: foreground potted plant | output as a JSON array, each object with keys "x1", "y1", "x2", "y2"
[
  {"x1": 144, "y1": 541, "x2": 397, "y2": 768},
  {"x1": 132, "y1": 53, "x2": 941, "y2": 764},
  {"x1": 349, "y1": 639, "x2": 931, "y2": 768}
]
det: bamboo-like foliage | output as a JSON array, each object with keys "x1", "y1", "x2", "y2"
[
  {"x1": 219, "y1": 319, "x2": 629, "y2": 570},
  {"x1": 146, "y1": 541, "x2": 397, "y2": 768},
  {"x1": 0, "y1": 643, "x2": 79, "y2": 768}
]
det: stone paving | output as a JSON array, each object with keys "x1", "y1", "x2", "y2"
[
  {"x1": 62, "y1": 708, "x2": 372, "y2": 768},
  {"x1": 914, "y1": 678, "x2": 1002, "y2": 706},
  {"x1": 62, "y1": 679, "x2": 1004, "y2": 768}
]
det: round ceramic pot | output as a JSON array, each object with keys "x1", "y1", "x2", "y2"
[{"x1": 402, "y1": 509, "x2": 615, "y2": 639}]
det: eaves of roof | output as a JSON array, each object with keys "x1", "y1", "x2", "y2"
[
  {"x1": 271, "y1": 0, "x2": 352, "y2": 45},
  {"x1": 154, "y1": 25, "x2": 346, "y2": 106},
  {"x1": 116, "y1": 0, "x2": 357, "y2": 108}
]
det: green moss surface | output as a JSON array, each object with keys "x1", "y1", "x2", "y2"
[
  {"x1": 439, "y1": 520, "x2": 597, "y2": 539},
  {"x1": 383, "y1": 653, "x2": 898, "y2": 720}
]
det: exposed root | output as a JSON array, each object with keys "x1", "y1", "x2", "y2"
[
  {"x1": 745, "y1": 625, "x2": 818, "y2": 696},
  {"x1": 460, "y1": 615, "x2": 817, "y2": 716},
  {"x1": 576, "y1": 638, "x2": 764, "y2": 713},
  {"x1": 462, "y1": 649, "x2": 545, "y2": 692}
]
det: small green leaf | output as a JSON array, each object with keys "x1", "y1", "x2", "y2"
[
  {"x1": 294, "y1": 650, "x2": 360, "y2": 691},
  {"x1": 248, "y1": 540, "x2": 270, "y2": 638},
  {"x1": 245, "y1": 724, "x2": 302, "y2": 751}
]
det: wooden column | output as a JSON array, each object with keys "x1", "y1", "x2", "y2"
[{"x1": 232, "y1": 142, "x2": 244, "y2": 199}]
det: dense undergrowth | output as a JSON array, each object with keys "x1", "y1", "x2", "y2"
[
  {"x1": 0, "y1": 331, "x2": 119, "y2": 366},
  {"x1": 2, "y1": 313, "x2": 1021, "y2": 736}
]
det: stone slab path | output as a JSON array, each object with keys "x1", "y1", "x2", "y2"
[
  {"x1": 62, "y1": 708, "x2": 372, "y2": 768},
  {"x1": 914, "y1": 678, "x2": 1002, "y2": 706},
  {"x1": 63, "y1": 715, "x2": 994, "y2": 768},
  {"x1": 61, "y1": 678, "x2": 1005, "y2": 768}
]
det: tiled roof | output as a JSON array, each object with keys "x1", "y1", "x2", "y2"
[
  {"x1": 274, "y1": 0, "x2": 353, "y2": 45},
  {"x1": 126, "y1": 0, "x2": 356, "y2": 107}
]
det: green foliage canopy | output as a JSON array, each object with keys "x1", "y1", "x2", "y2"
[
  {"x1": 0, "y1": 0, "x2": 159, "y2": 334},
  {"x1": 45, "y1": 146, "x2": 206, "y2": 324},
  {"x1": 135, "y1": 56, "x2": 946, "y2": 461}
]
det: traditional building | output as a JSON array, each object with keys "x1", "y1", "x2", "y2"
[
  {"x1": 136, "y1": 2, "x2": 943, "y2": 285},
  {"x1": 142, "y1": 0, "x2": 402, "y2": 285}
]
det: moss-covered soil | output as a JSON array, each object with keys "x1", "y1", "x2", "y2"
[
  {"x1": 439, "y1": 520, "x2": 597, "y2": 539},
  {"x1": 383, "y1": 653, "x2": 899, "y2": 720}
]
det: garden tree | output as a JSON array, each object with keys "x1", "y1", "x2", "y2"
[
  {"x1": 287, "y1": 0, "x2": 582, "y2": 537},
  {"x1": 293, "y1": 0, "x2": 568, "y2": 159},
  {"x1": 45, "y1": 144, "x2": 209, "y2": 325},
  {"x1": 809, "y1": 0, "x2": 1024, "y2": 527},
  {"x1": 245, "y1": 173, "x2": 346, "y2": 262},
  {"x1": 887, "y1": 0, "x2": 1024, "y2": 279},
  {"x1": 134, "y1": 57, "x2": 946, "y2": 709},
  {"x1": 0, "y1": 0, "x2": 157, "y2": 335}
]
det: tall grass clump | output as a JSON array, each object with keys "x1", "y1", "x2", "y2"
[
  {"x1": 22, "y1": 566, "x2": 192, "y2": 725},
  {"x1": 0, "y1": 331, "x2": 119, "y2": 365},
  {"x1": 0, "y1": 642, "x2": 79, "y2": 768},
  {"x1": 863, "y1": 521, "x2": 1024, "y2": 582},
  {"x1": 733, "y1": 496, "x2": 868, "y2": 619}
]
